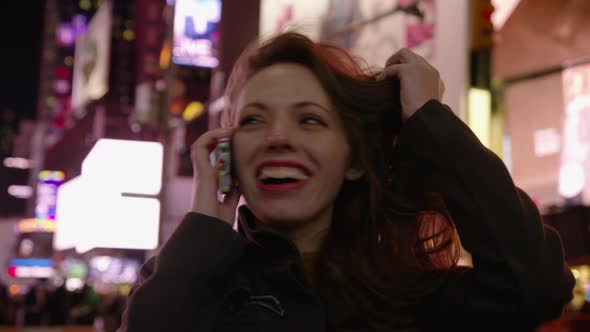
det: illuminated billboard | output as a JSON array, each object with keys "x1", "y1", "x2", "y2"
[
  {"x1": 54, "y1": 139, "x2": 163, "y2": 252},
  {"x1": 172, "y1": 0, "x2": 221, "y2": 68},
  {"x1": 53, "y1": 176, "x2": 85, "y2": 251},
  {"x1": 260, "y1": 0, "x2": 436, "y2": 66},
  {"x1": 35, "y1": 170, "x2": 65, "y2": 221},
  {"x1": 559, "y1": 64, "x2": 590, "y2": 204},
  {"x1": 259, "y1": 0, "x2": 468, "y2": 118},
  {"x1": 7, "y1": 258, "x2": 55, "y2": 279},
  {"x1": 71, "y1": 1, "x2": 112, "y2": 114},
  {"x1": 506, "y1": 64, "x2": 590, "y2": 208}
]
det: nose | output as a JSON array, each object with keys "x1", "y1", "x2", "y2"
[{"x1": 264, "y1": 122, "x2": 295, "y2": 152}]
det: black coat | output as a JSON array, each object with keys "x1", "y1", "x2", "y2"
[{"x1": 118, "y1": 101, "x2": 575, "y2": 331}]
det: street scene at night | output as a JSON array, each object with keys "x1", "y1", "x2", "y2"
[{"x1": 0, "y1": 1, "x2": 590, "y2": 331}]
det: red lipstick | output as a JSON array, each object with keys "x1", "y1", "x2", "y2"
[
  {"x1": 258, "y1": 180, "x2": 307, "y2": 193},
  {"x1": 256, "y1": 160, "x2": 311, "y2": 176},
  {"x1": 256, "y1": 160, "x2": 311, "y2": 193}
]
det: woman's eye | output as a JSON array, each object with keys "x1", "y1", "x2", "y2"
[
  {"x1": 301, "y1": 116, "x2": 325, "y2": 126},
  {"x1": 239, "y1": 116, "x2": 262, "y2": 127}
]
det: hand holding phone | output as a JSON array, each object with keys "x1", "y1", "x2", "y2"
[
  {"x1": 191, "y1": 128, "x2": 239, "y2": 226},
  {"x1": 216, "y1": 137, "x2": 232, "y2": 194}
]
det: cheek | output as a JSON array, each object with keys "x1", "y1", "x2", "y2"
[
  {"x1": 328, "y1": 136, "x2": 352, "y2": 167},
  {"x1": 314, "y1": 139, "x2": 352, "y2": 176},
  {"x1": 231, "y1": 135, "x2": 254, "y2": 181}
]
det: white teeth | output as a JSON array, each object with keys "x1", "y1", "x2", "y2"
[{"x1": 258, "y1": 167, "x2": 309, "y2": 180}]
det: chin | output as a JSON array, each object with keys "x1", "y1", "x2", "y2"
[
  {"x1": 258, "y1": 209, "x2": 311, "y2": 226},
  {"x1": 248, "y1": 201, "x2": 315, "y2": 226}
]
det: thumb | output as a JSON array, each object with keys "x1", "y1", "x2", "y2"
[
  {"x1": 220, "y1": 189, "x2": 241, "y2": 225},
  {"x1": 377, "y1": 64, "x2": 405, "y2": 81},
  {"x1": 438, "y1": 79, "x2": 445, "y2": 101}
]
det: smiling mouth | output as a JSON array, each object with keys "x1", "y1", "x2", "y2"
[
  {"x1": 257, "y1": 178, "x2": 307, "y2": 193},
  {"x1": 258, "y1": 166, "x2": 310, "y2": 181},
  {"x1": 257, "y1": 167, "x2": 309, "y2": 192},
  {"x1": 261, "y1": 178, "x2": 300, "y2": 185}
]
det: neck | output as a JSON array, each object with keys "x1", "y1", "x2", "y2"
[
  {"x1": 268, "y1": 208, "x2": 333, "y2": 254},
  {"x1": 287, "y1": 223, "x2": 330, "y2": 254}
]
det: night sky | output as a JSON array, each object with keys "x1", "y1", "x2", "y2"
[
  {"x1": 0, "y1": 2, "x2": 43, "y2": 215},
  {"x1": 0, "y1": 1, "x2": 45, "y2": 122}
]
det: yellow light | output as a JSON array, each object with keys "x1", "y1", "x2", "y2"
[
  {"x1": 64, "y1": 56, "x2": 74, "y2": 66},
  {"x1": 468, "y1": 88, "x2": 491, "y2": 148},
  {"x1": 16, "y1": 218, "x2": 57, "y2": 234},
  {"x1": 54, "y1": 171, "x2": 65, "y2": 181},
  {"x1": 9, "y1": 285, "x2": 20, "y2": 295},
  {"x1": 39, "y1": 170, "x2": 50, "y2": 181},
  {"x1": 570, "y1": 265, "x2": 590, "y2": 311},
  {"x1": 79, "y1": 0, "x2": 91, "y2": 10},
  {"x1": 572, "y1": 268, "x2": 580, "y2": 279},
  {"x1": 579, "y1": 265, "x2": 590, "y2": 280},
  {"x1": 46, "y1": 96, "x2": 56, "y2": 108},
  {"x1": 123, "y1": 29, "x2": 135, "y2": 41},
  {"x1": 120, "y1": 284, "x2": 131, "y2": 296},
  {"x1": 182, "y1": 102, "x2": 205, "y2": 122},
  {"x1": 159, "y1": 40, "x2": 171, "y2": 69},
  {"x1": 39, "y1": 170, "x2": 64, "y2": 181}
]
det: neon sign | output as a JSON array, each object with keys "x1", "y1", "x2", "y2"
[{"x1": 35, "y1": 170, "x2": 65, "y2": 220}]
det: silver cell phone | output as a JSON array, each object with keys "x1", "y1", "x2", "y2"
[{"x1": 216, "y1": 137, "x2": 232, "y2": 194}]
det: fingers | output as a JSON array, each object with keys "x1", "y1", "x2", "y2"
[
  {"x1": 215, "y1": 190, "x2": 240, "y2": 227},
  {"x1": 438, "y1": 79, "x2": 446, "y2": 100},
  {"x1": 385, "y1": 48, "x2": 410, "y2": 67},
  {"x1": 385, "y1": 48, "x2": 424, "y2": 66},
  {"x1": 376, "y1": 64, "x2": 407, "y2": 81},
  {"x1": 379, "y1": 48, "x2": 432, "y2": 81},
  {"x1": 221, "y1": 187, "x2": 241, "y2": 207},
  {"x1": 191, "y1": 127, "x2": 234, "y2": 176}
]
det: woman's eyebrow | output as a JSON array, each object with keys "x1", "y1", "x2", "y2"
[
  {"x1": 241, "y1": 102, "x2": 268, "y2": 111},
  {"x1": 293, "y1": 101, "x2": 330, "y2": 113},
  {"x1": 241, "y1": 101, "x2": 330, "y2": 113}
]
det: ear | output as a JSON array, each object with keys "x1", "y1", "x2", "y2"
[{"x1": 344, "y1": 167, "x2": 365, "y2": 181}]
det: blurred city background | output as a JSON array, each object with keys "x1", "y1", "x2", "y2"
[{"x1": 0, "y1": 0, "x2": 589, "y2": 331}]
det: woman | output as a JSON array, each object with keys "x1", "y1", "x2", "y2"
[{"x1": 118, "y1": 33, "x2": 574, "y2": 331}]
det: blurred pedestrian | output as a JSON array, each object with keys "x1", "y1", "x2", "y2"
[
  {"x1": 67, "y1": 282, "x2": 102, "y2": 325},
  {"x1": 0, "y1": 280, "x2": 8, "y2": 325},
  {"x1": 119, "y1": 32, "x2": 575, "y2": 331},
  {"x1": 24, "y1": 278, "x2": 50, "y2": 325},
  {"x1": 101, "y1": 292, "x2": 125, "y2": 332},
  {"x1": 47, "y1": 282, "x2": 68, "y2": 325}
]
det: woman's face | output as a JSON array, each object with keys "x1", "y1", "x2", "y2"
[{"x1": 232, "y1": 63, "x2": 362, "y2": 228}]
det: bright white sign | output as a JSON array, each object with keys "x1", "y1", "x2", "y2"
[
  {"x1": 468, "y1": 88, "x2": 491, "y2": 148},
  {"x1": 533, "y1": 128, "x2": 561, "y2": 157},
  {"x1": 81, "y1": 139, "x2": 163, "y2": 195},
  {"x1": 54, "y1": 139, "x2": 163, "y2": 253}
]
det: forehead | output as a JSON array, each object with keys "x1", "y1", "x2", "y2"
[{"x1": 236, "y1": 63, "x2": 331, "y2": 107}]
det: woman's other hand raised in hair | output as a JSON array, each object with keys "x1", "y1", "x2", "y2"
[{"x1": 377, "y1": 48, "x2": 445, "y2": 121}]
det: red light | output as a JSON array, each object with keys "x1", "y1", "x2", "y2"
[
  {"x1": 481, "y1": 9, "x2": 493, "y2": 22},
  {"x1": 7, "y1": 266, "x2": 16, "y2": 277},
  {"x1": 54, "y1": 66, "x2": 71, "y2": 80}
]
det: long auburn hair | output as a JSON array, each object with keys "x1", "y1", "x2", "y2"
[{"x1": 223, "y1": 32, "x2": 461, "y2": 331}]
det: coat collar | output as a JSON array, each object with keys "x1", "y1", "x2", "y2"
[
  {"x1": 236, "y1": 205, "x2": 301, "y2": 259},
  {"x1": 236, "y1": 205, "x2": 315, "y2": 294}
]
